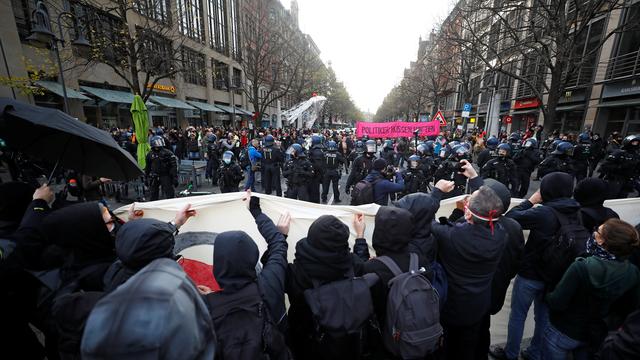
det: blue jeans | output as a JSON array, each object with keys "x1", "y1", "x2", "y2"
[
  {"x1": 244, "y1": 166, "x2": 256, "y2": 191},
  {"x1": 505, "y1": 275, "x2": 548, "y2": 360},
  {"x1": 542, "y1": 324, "x2": 588, "y2": 360}
]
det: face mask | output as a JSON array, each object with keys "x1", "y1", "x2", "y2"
[{"x1": 586, "y1": 234, "x2": 617, "y2": 260}]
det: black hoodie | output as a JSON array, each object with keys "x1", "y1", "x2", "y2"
[
  {"x1": 574, "y1": 178, "x2": 619, "y2": 232},
  {"x1": 103, "y1": 219, "x2": 176, "y2": 292},
  {"x1": 393, "y1": 189, "x2": 444, "y2": 263}
]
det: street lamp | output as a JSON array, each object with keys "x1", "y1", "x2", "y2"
[{"x1": 26, "y1": 1, "x2": 91, "y2": 114}]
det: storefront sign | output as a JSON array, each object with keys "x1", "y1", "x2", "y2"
[
  {"x1": 146, "y1": 83, "x2": 176, "y2": 93},
  {"x1": 602, "y1": 80, "x2": 640, "y2": 98},
  {"x1": 503, "y1": 115, "x2": 513, "y2": 124},
  {"x1": 559, "y1": 89, "x2": 586, "y2": 104},
  {"x1": 514, "y1": 97, "x2": 541, "y2": 109}
]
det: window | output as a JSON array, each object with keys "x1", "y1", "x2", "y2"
[
  {"x1": 11, "y1": 0, "x2": 36, "y2": 41},
  {"x1": 72, "y1": 2, "x2": 127, "y2": 64},
  {"x1": 177, "y1": 0, "x2": 205, "y2": 42},
  {"x1": 138, "y1": 28, "x2": 174, "y2": 75},
  {"x1": 181, "y1": 47, "x2": 206, "y2": 86},
  {"x1": 134, "y1": 0, "x2": 171, "y2": 25},
  {"x1": 212, "y1": 59, "x2": 229, "y2": 89},
  {"x1": 207, "y1": 0, "x2": 228, "y2": 55},
  {"x1": 607, "y1": 2, "x2": 640, "y2": 79},
  {"x1": 567, "y1": 18, "x2": 604, "y2": 88},
  {"x1": 229, "y1": 0, "x2": 241, "y2": 60},
  {"x1": 233, "y1": 67, "x2": 242, "y2": 92},
  {"x1": 516, "y1": 55, "x2": 544, "y2": 98}
]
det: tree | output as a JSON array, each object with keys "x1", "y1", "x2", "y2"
[{"x1": 445, "y1": 0, "x2": 640, "y2": 128}]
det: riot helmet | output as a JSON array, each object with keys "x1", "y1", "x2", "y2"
[
  {"x1": 311, "y1": 135, "x2": 323, "y2": 147},
  {"x1": 408, "y1": 154, "x2": 421, "y2": 170},
  {"x1": 416, "y1": 143, "x2": 429, "y2": 156},
  {"x1": 552, "y1": 141, "x2": 574, "y2": 156},
  {"x1": 287, "y1": 143, "x2": 305, "y2": 158},
  {"x1": 384, "y1": 139, "x2": 394, "y2": 150},
  {"x1": 509, "y1": 132, "x2": 521, "y2": 143},
  {"x1": 326, "y1": 140, "x2": 338, "y2": 151},
  {"x1": 497, "y1": 143, "x2": 512, "y2": 158},
  {"x1": 438, "y1": 144, "x2": 451, "y2": 159},
  {"x1": 207, "y1": 134, "x2": 217, "y2": 143},
  {"x1": 150, "y1": 135, "x2": 165, "y2": 149},
  {"x1": 450, "y1": 144, "x2": 469, "y2": 160},
  {"x1": 424, "y1": 140, "x2": 435, "y2": 154},
  {"x1": 578, "y1": 132, "x2": 591, "y2": 143},
  {"x1": 365, "y1": 140, "x2": 377, "y2": 154},
  {"x1": 549, "y1": 139, "x2": 562, "y2": 153},
  {"x1": 222, "y1": 151, "x2": 234, "y2": 165},
  {"x1": 524, "y1": 138, "x2": 538, "y2": 148},
  {"x1": 355, "y1": 140, "x2": 365, "y2": 154},
  {"x1": 486, "y1": 136, "x2": 500, "y2": 150},
  {"x1": 263, "y1": 135, "x2": 275, "y2": 147},
  {"x1": 622, "y1": 134, "x2": 640, "y2": 150}
]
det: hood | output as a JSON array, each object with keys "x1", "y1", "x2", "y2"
[
  {"x1": 82, "y1": 258, "x2": 215, "y2": 359},
  {"x1": 0, "y1": 181, "x2": 34, "y2": 223},
  {"x1": 213, "y1": 231, "x2": 258, "y2": 292},
  {"x1": 394, "y1": 193, "x2": 438, "y2": 238},
  {"x1": 373, "y1": 206, "x2": 414, "y2": 255},
  {"x1": 294, "y1": 215, "x2": 352, "y2": 282},
  {"x1": 540, "y1": 172, "x2": 574, "y2": 202},
  {"x1": 574, "y1": 178, "x2": 608, "y2": 207},
  {"x1": 115, "y1": 219, "x2": 175, "y2": 270},
  {"x1": 544, "y1": 198, "x2": 582, "y2": 214},
  {"x1": 582, "y1": 257, "x2": 640, "y2": 300},
  {"x1": 483, "y1": 179, "x2": 511, "y2": 214},
  {"x1": 42, "y1": 202, "x2": 114, "y2": 263}
]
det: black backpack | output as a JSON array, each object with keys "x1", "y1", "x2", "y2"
[
  {"x1": 539, "y1": 208, "x2": 590, "y2": 290},
  {"x1": 304, "y1": 272, "x2": 379, "y2": 338},
  {"x1": 350, "y1": 178, "x2": 381, "y2": 205},
  {"x1": 374, "y1": 253, "x2": 443, "y2": 358},
  {"x1": 208, "y1": 282, "x2": 290, "y2": 360},
  {"x1": 239, "y1": 148, "x2": 250, "y2": 169}
]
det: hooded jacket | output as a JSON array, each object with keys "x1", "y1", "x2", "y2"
[
  {"x1": 81, "y1": 258, "x2": 216, "y2": 360},
  {"x1": 506, "y1": 172, "x2": 582, "y2": 281},
  {"x1": 363, "y1": 170, "x2": 405, "y2": 206},
  {"x1": 599, "y1": 309, "x2": 640, "y2": 360},
  {"x1": 393, "y1": 189, "x2": 444, "y2": 263},
  {"x1": 574, "y1": 178, "x2": 620, "y2": 232},
  {"x1": 103, "y1": 219, "x2": 176, "y2": 292},
  {"x1": 431, "y1": 215, "x2": 506, "y2": 326},
  {"x1": 286, "y1": 215, "x2": 366, "y2": 360},
  {"x1": 546, "y1": 256, "x2": 640, "y2": 342}
]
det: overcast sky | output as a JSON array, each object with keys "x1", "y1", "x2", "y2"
[{"x1": 285, "y1": 0, "x2": 452, "y2": 114}]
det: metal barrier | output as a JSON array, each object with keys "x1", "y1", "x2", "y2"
[{"x1": 179, "y1": 160, "x2": 207, "y2": 191}]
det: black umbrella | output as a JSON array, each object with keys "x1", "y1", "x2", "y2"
[{"x1": 0, "y1": 98, "x2": 143, "y2": 181}]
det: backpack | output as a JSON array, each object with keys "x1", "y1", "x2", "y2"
[
  {"x1": 239, "y1": 148, "x2": 250, "y2": 169},
  {"x1": 350, "y1": 178, "x2": 381, "y2": 205},
  {"x1": 374, "y1": 253, "x2": 443, "y2": 358},
  {"x1": 304, "y1": 272, "x2": 379, "y2": 338},
  {"x1": 208, "y1": 282, "x2": 290, "y2": 360},
  {"x1": 538, "y1": 208, "x2": 590, "y2": 290}
]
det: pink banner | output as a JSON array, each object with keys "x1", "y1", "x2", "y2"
[{"x1": 356, "y1": 120, "x2": 440, "y2": 138}]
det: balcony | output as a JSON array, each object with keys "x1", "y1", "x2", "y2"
[{"x1": 605, "y1": 50, "x2": 640, "y2": 81}]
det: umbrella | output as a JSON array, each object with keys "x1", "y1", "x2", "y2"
[
  {"x1": 130, "y1": 94, "x2": 151, "y2": 169},
  {"x1": 0, "y1": 98, "x2": 143, "y2": 181}
]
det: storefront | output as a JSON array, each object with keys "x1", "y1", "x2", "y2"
[
  {"x1": 511, "y1": 97, "x2": 540, "y2": 132},
  {"x1": 552, "y1": 89, "x2": 587, "y2": 133},
  {"x1": 595, "y1": 80, "x2": 640, "y2": 137},
  {"x1": 80, "y1": 84, "x2": 137, "y2": 129}
]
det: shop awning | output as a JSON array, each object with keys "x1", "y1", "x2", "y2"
[
  {"x1": 81, "y1": 86, "x2": 135, "y2": 104},
  {"x1": 149, "y1": 96, "x2": 196, "y2": 110},
  {"x1": 215, "y1": 104, "x2": 252, "y2": 116},
  {"x1": 187, "y1": 100, "x2": 224, "y2": 112},
  {"x1": 235, "y1": 107, "x2": 253, "y2": 116},
  {"x1": 511, "y1": 109, "x2": 539, "y2": 115},
  {"x1": 596, "y1": 99, "x2": 640, "y2": 108},
  {"x1": 555, "y1": 104, "x2": 585, "y2": 111},
  {"x1": 36, "y1": 81, "x2": 91, "y2": 100}
]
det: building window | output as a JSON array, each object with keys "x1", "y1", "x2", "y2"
[
  {"x1": 233, "y1": 67, "x2": 242, "y2": 92},
  {"x1": 177, "y1": 0, "x2": 205, "y2": 42},
  {"x1": 607, "y1": 2, "x2": 640, "y2": 80},
  {"x1": 134, "y1": 0, "x2": 171, "y2": 25},
  {"x1": 229, "y1": 0, "x2": 241, "y2": 60},
  {"x1": 11, "y1": 0, "x2": 36, "y2": 41},
  {"x1": 138, "y1": 28, "x2": 174, "y2": 75},
  {"x1": 181, "y1": 47, "x2": 206, "y2": 86},
  {"x1": 207, "y1": 0, "x2": 228, "y2": 55},
  {"x1": 213, "y1": 59, "x2": 229, "y2": 89},
  {"x1": 72, "y1": 2, "x2": 127, "y2": 64}
]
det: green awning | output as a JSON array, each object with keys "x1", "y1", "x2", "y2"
[
  {"x1": 36, "y1": 81, "x2": 91, "y2": 100},
  {"x1": 81, "y1": 86, "x2": 135, "y2": 104},
  {"x1": 187, "y1": 100, "x2": 224, "y2": 112},
  {"x1": 596, "y1": 99, "x2": 640, "y2": 108},
  {"x1": 215, "y1": 104, "x2": 252, "y2": 116},
  {"x1": 149, "y1": 96, "x2": 196, "y2": 110},
  {"x1": 555, "y1": 104, "x2": 585, "y2": 111},
  {"x1": 235, "y1": 107, "x2": 253, "y2": 116}
]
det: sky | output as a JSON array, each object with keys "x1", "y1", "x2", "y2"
[{"x1": 284, "y1": 0, "x2": 452, "y2": 114}]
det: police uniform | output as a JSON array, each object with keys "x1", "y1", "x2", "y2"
[
  {"x1": 481, "y1": 157, "x2": 520, "y2": 197},
  {"x1": 218, "y1": 162, "x2": 244, "y2": 193},
  {"x1": 308, "y1": 145, "x2": 325, "y2": 203},
  {"x1": 321, "y1": 150, "x2": 344, "y2": 203},
  {"x1": 262, "y1": 144, "x2": 284, "y2": 196},
  {"x1": 283, "y1": 156, "x2": 314, "y2": 201},
  {"x1": 145, "y1": 148, "x2": 178, "y2": 200}
]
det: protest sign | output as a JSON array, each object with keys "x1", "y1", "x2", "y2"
[{"x1": 356, "y1": 120, "x2": 440, "y2": 138}]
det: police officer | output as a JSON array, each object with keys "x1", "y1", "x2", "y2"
[
  {"x1": 283, "y1": 144, "x2": 314, "y2": 201},
  {"x1": 145, "y1": 135, "x2": 178, "y2": 201},
  {"x1": 261, "y1": 135, "x2": 284, "y2": 196},
  {"x1": 416, "y1": 142, "x2": 436, "y2": 184},
  {"x1": 321, "y1": 141, "x2": 344, "y2": 203},
  {"x1": 381, "y1": 139, "x2": 396, "y2": 165},
  {"x1": 538, "y1": 141, "x2": 575, "y2": 179},
  {"x1": 307, "y1": 135, "x2": 325, "y2": 203},
  {"x1": 205, "y1": 134, "x2": 219, "y2": 185},
  {"x1": 218, "y1": 150, "x2": 244, "y2": 193},
  {"x1": 599, "y1": 134, "x2": 640, "y2": 199},
  {"x1": 589, "y1": 133, "x2": 605, "y2": 177},
  {"x1": 481, "y1": 143, "x2": 520, "y2": 197},
  {"x1": 477, "y1": 136, "x2": 499, "y2": 168},
  {"x1": 401, "y1": 154, "x2": 430, "y2": 197},
  {"x1": 513, "y1": 137, "x2": 541, "y2": 198},
  {"x1": 434, "y1": 144, "x2": 469, "y2": 199},
  {"x1": 346, "y1": 140, "x2": 376, "y2": 194},
  {"x1": 573, "y1": 132, "x2": 592, "y2": 182},
  {"x1": 508, "y1": 132, "x2": 523, "y2": 158}
]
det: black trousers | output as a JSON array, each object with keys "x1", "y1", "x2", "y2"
[
  {"x1": 443, "y1": 318, "x2": 485, "y2": 360},
  {"x1": 149, "y1": 176, "x2": 175, "y2": 200},
  {"x1": 286, "y1": 184, "x2": 309, "y2": 201},
  {"x1": 220, "y1": 185, "x2": 240, "y2": 193},
  {"x1": 574, "y1": 162, "x2": 588, "y2": 183},
  {"x1": 516, "y1": 171, "x2": 532, "y2": 198},
  {"x1": 307, "y1": 177, "x2": 321, "y2": 203},
  {"x1": 322, "y1": 170, "x2": 341, "y2": 202},
  {"x1": 206, "y1": 159, "x2": 218, "y2": 184},
  {"x1": 263, "y1": 164, "x2": 282, "y2": 196}
]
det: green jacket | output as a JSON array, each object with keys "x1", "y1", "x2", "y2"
[{"x1": 546, "y1": 256, "x2": 640, "y2": 341}]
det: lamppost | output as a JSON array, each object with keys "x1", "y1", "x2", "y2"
[{"x1": 26, "y1": 1, "x2": 91, "y2": 114}]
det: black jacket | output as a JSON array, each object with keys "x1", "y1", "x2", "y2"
[
  {"x1": 431, "y1": 219, "x2": 506, "y2": 326},
  {"x1": 599, "y1": 309, "x2": 640, "y2": 360},
  {"x1": 393, "y1": 189, "x2": 444, "y2": 263}
]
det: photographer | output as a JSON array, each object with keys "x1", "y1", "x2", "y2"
[
  {"x1": 363, "y1": 158, "x2": 404, "y2": 205},
  {"x1": 434, "y1": 144, "x2": 471, "y2": 199}
]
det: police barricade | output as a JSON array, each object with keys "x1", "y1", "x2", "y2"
[
  {"x1": 179, "y1": 160, "x2": 207, "y2": 191},
  {"x1": 102, "y1": 177, "x2": 146, "y2": 203}
]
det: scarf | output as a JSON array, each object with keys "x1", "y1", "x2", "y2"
[{"x1": 586, "y1": 235, "x2": 617, "y2": 261}]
